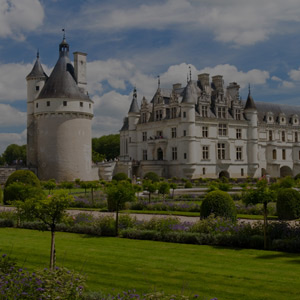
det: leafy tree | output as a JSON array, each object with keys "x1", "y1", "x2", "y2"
[
  {"x1": 277, "y1": 188, "x2": 300, "y2": 220},
  {"x1": 243, "y1": 179, "x2": 275, "y2": 249},
  {"x1": 59, "y1": 181, "x2": 74, "y2": 193},
  {"x1": 2, "y1": 144, "x2": 26, "y2": 165},
  {"x1": 0, "y1": 155, "x2": 5, "y2": 166},
  {"x1": 112, "y1": 172, "x2": 128, "y2": 181},
  {"x1": 142, "y1": 180, "x2": 157, "y2": 202},
  {"x1": 158, "y1": 182, "x2": 170, "y2": 201},
  {"x1": 105, "y1": 181, "x2": 136, "y2": 236},
  {"x1": 92, "y1": 150, "x2": 105, "y2": 163},
  {"x1": 80, "y1": 181, "x2": 89, "y2": 195},
  {"x1": 133, "y1": 184, "x2": 143, "y2": 200},
  {"x1": 92, "y1": 134, "x2": 120, "y2": 161},
  {"x1": 86, "y1": 181, "x2": 101, "y2": 204},
  {"x1": 17, "y1": 190, "x2": 73, "y2": 270},
  {"x1": 42, "y1": 179, "x2": 57, "y2": 194}
]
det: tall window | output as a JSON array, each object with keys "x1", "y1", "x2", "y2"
[
  {"x1": 241, "y1": 168, "x2": 244, "y2": 176},
  {"x1": 155, "y1": 110, "x2": 162, "y2": 121},
  {"x1": 156, "y1": 131, "x2": 163, "y2": 138},
  {"x1": 142, "y1": 150, "x2": 147, "y2": 160},
  {"x1": 183, "y1": 130, "x2": 187, "y2": 136},
  {"x1": 203, "y1": 167, "x2": 206, "y2": 175},
  {"x1": 171, "y1": 127, "x2": 177, "y2": 138},
  {"x1": 217, "y1": 143, "x2": 226, "y2": 159},
  {"x1": 218, "y1": 124, "x2": 227, "y2": 136},
  {"x1": 63, "y1": 101, "x2": 67, "y2": 106},
  {"x1": 282, "y1": 131, "x2": 285, "y2": 142},
  {"x1": 47, "y1": 101, "x2": 50, "y2": 107},
  {"x1": 202, "y1": 106, "x2": 208, "y2": 117},
  {"x1": 142, "y1": 132, "x2": 147, "y2": 141},
  {"x1": 272, "y1": 149, "x2": 276, "y2": 160},
  {"x1": 295, "y1": 132, "x2": 298, "y2": 142},
  {"x1": 183, "y1": 111, "x2": 186, "y2": 118},
  {"x1": 217, "y1": 107, "x2": 226, "y2": 118},
  {"x1": 235, "y1": 109, "x2": 241, "y2": 120},
  {"x1": 171, "y1": 107, "x2": 177, "y2": 118},
  {"x1": 172, "y1": 147, "x2": 177, "y2": 160},
  {"x1": 202, "y1": 146, "x2": 209, "y2": 160},
  {"x1": 236, "y1": 147, "x2": 242, "y2": 160},
  {"x1": 184, "y1": 153, "x2": 187, "y2": 159},
  {"x1": 236, "y1": 128, "x2": 242, "y2": 139},
  {"x1": 282, "y1": 149, "x2": 286, "y2": 160},
  {"x1": 269, "y1": 130, "x2": 273, "y2": 141},
  {"x1": 202, "y1": 126, "x2": 208, "y2": 138},
  {"x1": 142, "y1": 112, "x2": 147, "y2": 123}
]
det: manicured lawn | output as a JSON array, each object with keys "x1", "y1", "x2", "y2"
[{"x1": 0, "y1": 228, "x2": 299, "y2": 300}]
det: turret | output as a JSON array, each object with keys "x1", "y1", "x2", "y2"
[
  {"x1": 128, "y1": 87, "x2": 140, "y2": 130},
  {"x1": 26, "y1": 51, "x2": 48, "y2": 167},
  {"x1": 244, "y1": 87, "x2": 259, "y2": 174}
]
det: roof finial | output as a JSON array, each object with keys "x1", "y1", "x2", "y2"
[
  {"x1": 248, "y1": 83, "x2": 251, "y2": 94},
  {"x1": 187, "y1": 73, "x2": 189, "y2": 83},
  {"x1": 157, "y1": 75, "x2": 160, "y2": 89},
  {"x1": 133, "y1": 86, "x2": 137, "y2": 98},
  {"x1": 37, "y1": 49, "x2": 39, "y2": 59},
  {"x1": 62, "y1": 28, "x2": 66, "y2": 40},
  {"x1": 189, "y1": 65, "x2": 192, "y2": 81}
]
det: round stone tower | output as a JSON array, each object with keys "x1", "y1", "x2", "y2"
[{"x1": 27, "y1": 37, "x2": 94, "y2": 181}]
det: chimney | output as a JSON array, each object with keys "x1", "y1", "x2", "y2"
[
  {"x1": 173, "y1": 83, "x2": 182, "y2": 90},
  {"x1": 73, "y1": 52, "x2": 87, "y2": 93},
  {"x1": 197, "y1": 73, "x2": 210, "y2": 90},
  {"x1": 212, "y1": 75, "x2": 224, "y2": 92}
]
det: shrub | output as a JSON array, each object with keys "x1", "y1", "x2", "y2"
[
  {"x1": 200, "y1": 190, "x2": 237, "y2": 221},
  {"x1": 278, "y1": 176, "x2": 295, "y2": 188},
  {"x1": 0, "y1": 187, "x2": 3, "y2": 204},
  {"x1": 276, "y1": 188, "x2": 300, "y2": 220},
  {"x1": 143, "y1": 172, "x2": 160, "y2": 182},
  {"x1": 4, "y1": 170, "x2": 41, "y2": 204},
  {"x1": 184, "y1": 181, "x2": 193, "y2": 188},
  {"x1": 93, "y1": 215, "x2": 115, "y2": 236},
  {"x1": 112, "y1": 172, "x2": 128, "y2": 181}
]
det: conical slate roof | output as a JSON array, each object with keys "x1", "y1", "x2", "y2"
[
  {"x1": 181, "y1": 80, "x2": 199, "y2": 104},
  {"x1": 244, "y1": 90, "x2": 257, "y2": 110},
  {"x1": 26, "y1": 54, "x2": 48, "y2": 80},
  {"x1": 128, "y1": 88, "x2": 139, "y2": 113},
  {"x1": 37, "y1": 39, "x2": 90, "y2": 100}
]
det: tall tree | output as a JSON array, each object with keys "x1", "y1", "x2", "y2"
[
  {"x1": 2, "y1": 144, "x2": 26, "y2": 165},
  {"x1": 92, "y1": 134, "x2": 120, "y2": 161}
]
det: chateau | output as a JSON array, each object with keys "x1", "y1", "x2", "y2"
[
  {"x1": 26, "y1": 37, "x2": 98, "y2": 181},
  {"x1": 119, "y1": 74, "x2": 300, "y2": 179}
]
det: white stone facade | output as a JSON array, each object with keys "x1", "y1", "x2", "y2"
[{"x1": 120, "y1": 74, "x2": 300, "y2": 179}]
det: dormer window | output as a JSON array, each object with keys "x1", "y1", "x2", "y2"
[
  {"x1": 267, "y1": 112, "x2": 274, "y2": 124},
  {"x1": 235, "y1": 109, "x2": 241, "y2": 120},
  {"x1": 202, "y1": 106, "x2": 208, "y2": 117},
  {"x1": 279, "y1": 113, "x2": 286, "y2": 125},
  {"x1": 217, "y1": 107, "x2": 226, "y2": 118},
  {"x1": 292, "y1": 115, "x2": 298, "y2": 125}
]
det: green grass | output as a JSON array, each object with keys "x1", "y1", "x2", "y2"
[{"x1": 0, "y1": 228, "x2": 299, "y2": 300}]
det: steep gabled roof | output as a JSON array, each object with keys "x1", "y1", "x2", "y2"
[
  {"x1": 128, "y1": 88, "x2": 139, "y2": 113},
  {"x1": 244, "y1": 90, "x2": 257, "y2": 110},
  {"x1": 26, "y1": 53, "x2": 48, "y2": 80}
]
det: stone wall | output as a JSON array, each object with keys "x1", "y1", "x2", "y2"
[{"x1": 0, "y1": 167, "x2": 16, "y2": 185}]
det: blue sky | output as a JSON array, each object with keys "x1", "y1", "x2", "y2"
[{"x1": 1, "y1": 0, "x2": 300, "y2": 154}]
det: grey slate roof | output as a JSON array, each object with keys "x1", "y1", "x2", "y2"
[
  {"x1": 244, "y1": 91, "x2": 257, "y2": 110},
  {"x1": 182, "y1": 81, "x2": 200, "y2": 104},
  {"x1": 38, "y1": 40, "x2": 90, "y2": 100},
  {"x1": 120, "y1": 117, "x2": 129, "y2": 131},
  {"x1": 26, "y1": 56, "x2": 48, "y2": 80},
  {"x1": 128, "y1": 88, "x2": 140, "y2": 113}
]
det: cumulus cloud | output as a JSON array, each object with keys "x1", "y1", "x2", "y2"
[
  {"x1": 0, "y1": 0, "x2": 44, "y2": 40},
  {"x1": 0, "y1": 61, "x2": 51, "y2": 102},
  {"x1": 288, "y1": 68, "x2": 300, "y2": 81},
  {"x1": 0, "y1": 104, "x2": 26, "y2": 127},
  {"x1": 75, "y1": 0, "x2": 300, "y2": 46}
]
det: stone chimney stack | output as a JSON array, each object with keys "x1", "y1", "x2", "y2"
[
  {"x1": 198, "y1": 73, "x2": 210, "y2": 90},
  {"x1": 73, "y1": 52, "x2": 87, "y2": 93},
  {"x1": 212, "y1": 75, "x2": 224, "y2": 93}
]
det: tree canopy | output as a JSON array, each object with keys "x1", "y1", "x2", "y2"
[
  {"x1": 1, "y1": 144, "x2": 26, "y2": 165},
  {"x1": 92, "y1": 134, "x2": 120, "y2": 161}
]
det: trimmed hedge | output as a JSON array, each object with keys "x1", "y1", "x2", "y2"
[
  {"x1": 112, "y1": 172, "x2": 128, "y2": 181},
  {"x1": 200, "y1": 190, "x2": 237, "y2": 221},
  {"x1": 143, "y1": 172, "x2": 160, "y2": 182},
  {"x1": 276, "y1": 188, "x2": 300, "y2": 220}
]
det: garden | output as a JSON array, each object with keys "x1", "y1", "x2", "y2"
[{"x1": 1, "y1": 170, "x2": 300, "y2": 299}]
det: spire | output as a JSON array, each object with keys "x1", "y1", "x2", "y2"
[
  {"x1": 59, "y1": 29, "x2": 69, "y2": 56},
  {"x1": 157, "y1": 75, "x2": 160, "y2": 89},
  {"x1": 26, "y1": 51, "x2": 48, "y2": 80},
  {"x1": 244, "y1": 84, "x2": 257, "y2": 110},
  {"x1": 128, "y1": 87, "x2": 139, "y2": 113},
  {"x1": 189, "y1": 65, "x2": 192, "y2": 82}
]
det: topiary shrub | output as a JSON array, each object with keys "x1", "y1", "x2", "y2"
[
  {"x1": 143, "y1": 172, "x2": 160, "y2": 183},
  {"x1": 112, "y1": 172, "x2": 128, "y2": 181},
  {"x1": 278, "y1": 176, "x2": 295, "y2": 188},
  {"x1": 200, "y1": 190, "x2": 237, "y2": 221},
  {"x1": 4, "y1": 170, "x2": 41, "y2": 204},
  {"x1": 184, "y1": 181, "x2": 193, "y2": 188},
  {"x1": 276, "y1": 188, "x2": 300, "y2": 220}
]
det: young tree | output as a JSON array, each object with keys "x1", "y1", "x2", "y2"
[
  {"x1": 59, "y1": 181, "x2": 74, "y2": 193},
  {"x1": 243, "y1": 179, "x2": 275, "y2": 249},
  {"x1": 18, "y1": 190, "x2": 73, "y2": 270},
  {"x1": 42, "y1": 179, "x2": 57, "y2": 194},
  {"x1": 105, "y1": 181, "x2": 136, "y2": 236},
  {"x1": 170, "y1": 183, "x2": 177, "y2": 199},
  {"x1": 86, "y1": 181, "x2": 101, "y2": 205},
  {"x1": 158, "y1": 182, "x2": 170, "y2": 201},
  {"x1": 142, "y1": 180, "x2": 157, "y2": 203}
]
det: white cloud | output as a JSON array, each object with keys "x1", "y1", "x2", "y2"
[
  {"x1": 281, "y1": 81, "x2": 295, "y2": 89},
  {"x1": 75, "y1": 0, "x2": 300, "y2": 46},
  {"x1": 271, "y1": 76, "x2": 282, "y2": 82},
  {"x1": 0, "y1": 61, "x2": 51, "y2": 102},
  {"x1": 288, "y1": 68, "x2": 300, "y2": 81},
  {"x1": 0, "y1": 130, "x2": 26, "y2": 154},
  {"x1": 0, "y1": 104, "x2": 26, "y2": 127},
  {"x1": 0, "y1": 0, "x2": 44, "y2": 40}
]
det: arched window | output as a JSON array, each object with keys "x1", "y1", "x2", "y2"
[{"x1": 157, "y1": 148, "x2": 163, "y2": 160}]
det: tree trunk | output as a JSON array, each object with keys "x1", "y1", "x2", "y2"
[
  {"x1": 91, "y1": 187, "x2": 94, "y2": 205},
  {"x1": 148, "y1": 193, "x2": 151, "y2": 203},
  {"x1": 263, "y1": 202, "x2": 268, "y2": 250},
  {"x1": 115, "y1": 207, "x2": 119, "y2": 236},
  {"x1": 50, "y1": 229, "x2": 55, "y2": 270}
]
